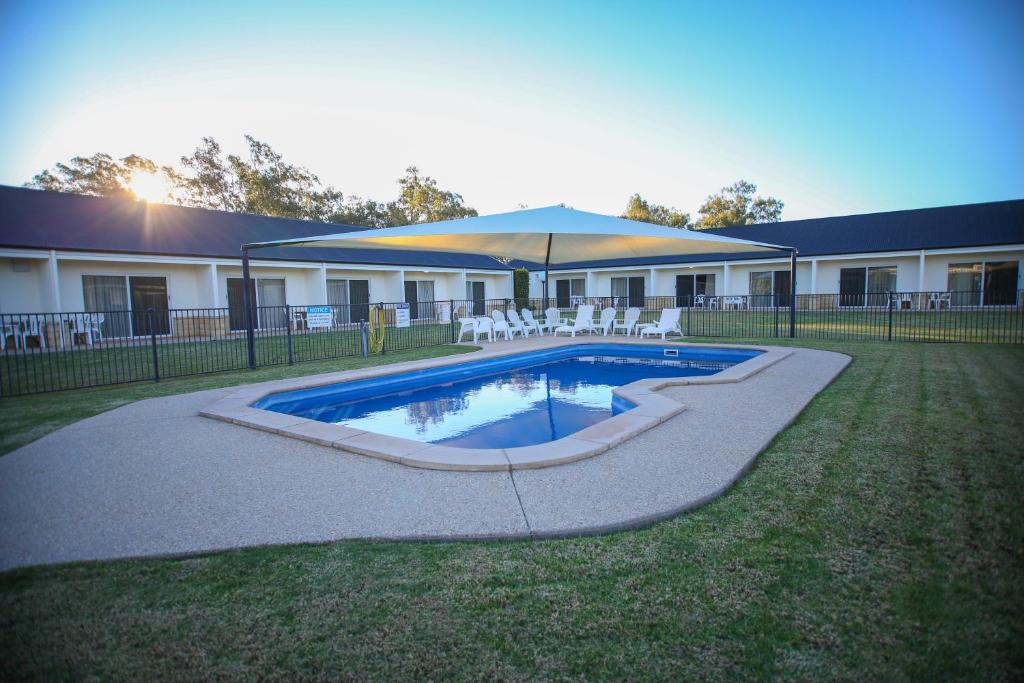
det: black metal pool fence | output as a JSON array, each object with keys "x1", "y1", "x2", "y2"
[{"x1": 0, "y1": 289, "x2": 1020, "y2": 396}]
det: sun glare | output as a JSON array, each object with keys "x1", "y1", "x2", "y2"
[{"x1": 129, "y1": 170, "x2": 170, "y2": 203}]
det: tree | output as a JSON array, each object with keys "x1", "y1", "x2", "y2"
[
  {"x1": 620, "y1": 194, "x2": 691, "y2": 228},
  {"x1": 695, "y1": 180, "x2": 783, "y2": 229},
  {"x1": 513, "y1": 268, "x2": 531, "y2": 310},
  {"x1": 26, "y1": 153, "x2": 160, "y2": 200},
  {"x1": 393, "y1": 166, "x2": 477, "y2": 224}
]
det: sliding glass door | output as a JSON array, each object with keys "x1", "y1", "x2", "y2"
[
  {"x1": 841, "y1": 266, "x2": 895, "y2": 306},
  {"x1": 227, "y1": 277, "x2": 286, "y2": 331},
  {"x1": 82, "y1": 274, "x2": 169, "y2": 337},
  {"x1": 129, "y1": 276, "x2": 170, "y2": 336},
  {"x1": 327, "y1": 278, "x2": 371, "y2": 323},
  {"x1": 675, "y1": 274, "x2": 715, "y2": 305},
  {"x1": 82, "y1": 275, "x2": 131, "y2": 338},
  {"x1": 611, "y1": 276, "x2": 645, "y2": 308},
  {"x1": 404, "y1": 280, "x2": 435, "y2": 319},
  {"x1": 466, "y1": 281, "x2": 485, "y2": 315}
]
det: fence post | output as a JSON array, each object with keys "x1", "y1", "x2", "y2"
[
  {"x1": 285, "y1": 304, "x2": 293, "y2": 365},
  {"x1": 774, "y1": 295, "x2": 779, "y2": 338},
  {"x1": 379, "y1": 302, "x2": 386, "y2": 354},
  {"x1": 449, "y1": 300, "x2": 455, "y2": 343},
  {"x1": 360, "y1": 321, "x2": 369, "y2": 358},
  {"x1": 888, "y1": 291, "x2": 893, "y2": 342},
  {"x1": 148, "y1": 308, "x2": 160, "y2": 382},
  {"x1": 504, "y1": 298, "x2": 509, "y2": 313}
]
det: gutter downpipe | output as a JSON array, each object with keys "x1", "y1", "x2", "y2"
[{"x1": 790, "y1": 247, "x2": 798, "y2": 338}]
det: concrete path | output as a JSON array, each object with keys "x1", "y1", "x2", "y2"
[{"x1": 0, "y1": 345, "x2": 848, "y2": 570}]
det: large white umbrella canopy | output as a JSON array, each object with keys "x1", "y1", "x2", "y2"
[{"x1": 243, "y1": 205, "x2": 792, "y2": 265}]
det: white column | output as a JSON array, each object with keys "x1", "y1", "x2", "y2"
[
  {"x1": 649, "y1": 268, "x2": 657, "y2": 299},
  {"x1": 723, "y1": 262, "x2": 731, "y2": 295},
  {"x1": 396, "y1": 269, "x2": 405, "y2": 302},
  {"x1": 809, "y1": 259, "x2": 818, "y2": 294},
  {"x1": 458, "y1": 269, "x2": 468, "y2": 300},
  {"x1": 319, "y1": 263, "x2": 328, "y2": 303},
  {"x1": 586, "y1": 270, "x2": 597, "y2": 300},
  {"x1": 206, "y1": 263, "x2": 219, "y2": 308},
  {"x1": 508, "y1": 271, "x2": 514, "y2": 298},
  {"x1": 918, "y1": 251, "x2": 926, "y2": 292},
  {"x1": 47, "y1": 250, "x2": 62, "y2": 312}
]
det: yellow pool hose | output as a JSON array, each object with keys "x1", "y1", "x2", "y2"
[{"x1": 367, "y1": 305, "x2": 386, "y2": 353}]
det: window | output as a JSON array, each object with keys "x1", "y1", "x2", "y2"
[
  {"x1": 749, "y1": 270, "x2": 791, "y2": 307},
  {"x1": 840, "y1": 266, "x2": 895, "y2": 307},
  {"x1": 555, "y1": 278, "x2": 585, "y2": 307},
  {"x1": 404, "y1": 280, "x2": 435, "y2": 319},
  {"x1": 227, "y1": 277, "x2": 286, "y2": 331},
  {"x1": 675, "y1": 273, "x2": 715, "y2": 305},
  {"x1": 82, "y1": 274, "x2": 169, "y2": 338},
  {"x1": 466, "y1": 281, "x2": 485, "y2": 315},
  {"x1": 948, "y1": 261, "x2": 1020, "y2": 306},
  {"x1": 611, "y1": 276, "x2": 645, "y2": 308},
  {"x1": 327, "y1": 278, "x2": 370, "y2": 324}
]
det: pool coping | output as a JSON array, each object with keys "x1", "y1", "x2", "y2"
[{"x1": 199, "y1": 337, "x2": 792, "y2": 471}]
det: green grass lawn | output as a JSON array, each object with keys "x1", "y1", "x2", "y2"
[{"x1": 1, "y1": 340, "x2": 1023, "y2": 680}]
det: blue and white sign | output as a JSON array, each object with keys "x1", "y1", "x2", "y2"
[
  {"x1": 305, "y1": 306, "x2": 333, "y2": 328},
  {"x1": 395, "y1": 302, "x2": 411, "y2": 328}
]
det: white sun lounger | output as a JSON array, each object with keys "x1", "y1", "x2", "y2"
[
  {"x1": 490, "y1": 310, "x2": 515, "y2": 340},
  {"x1": 597, "y1": 307, "x2": 617, "y2": 335},
  {"x1": 638, "y1": 308, "x2": 683, "y2": 339},
  {"x1": 612, "y1": 307, "x2": 641, "y2": 336},
  {"x1": 520, "y1": 308, "x2": 544, "y2": 336},
  {"x1": 553, "y1": 304, "x2": 596, "y2": 337},
  {"x1": 506, "y1": 309, "x2": 531, "y2": 338}
]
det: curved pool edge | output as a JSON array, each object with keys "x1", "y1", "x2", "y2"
[{"x1": 199, "y1": 338, "x2": 793, "y2": 471}]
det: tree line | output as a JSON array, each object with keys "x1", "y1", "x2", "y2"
[{"x1": 26, "y1": 135, "x2": 783, "y2": 229}]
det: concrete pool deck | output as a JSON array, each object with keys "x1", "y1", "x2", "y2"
[{"x1": 0, "y1": 339, "x2": 849, "y2": 570}]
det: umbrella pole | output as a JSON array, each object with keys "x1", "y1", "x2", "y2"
[
  {"x1": 543, "y1": 233, "x2": 552, "y2": 310},
  {"x1": 789, "y1": 248, "x2": 797, "y2": 338},
  {"x1": 242, "y1": 246, "x2": 256, "y2": 369}
]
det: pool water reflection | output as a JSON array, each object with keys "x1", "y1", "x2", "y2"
[{"x1": 268, "y1": 354, "x2": 737, "y2": 449}]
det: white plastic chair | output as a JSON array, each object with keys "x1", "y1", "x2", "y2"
[
  {"x1": 929, "y1": 292, "x2": 952, "y2": 310},
  {"x1": 612, "y1": 307, "x2": 641, "y2": 336},
  {"x1": 490, "y1": 310, "x2": 514, "y2": 340},
  {"x1": 520, "y1": 309, "x2": 543, "y2": 336},
  {"x1": 553, "y1": 304, "x2": 596, "y2": 337},
  {"x1": 20, "y1": 315, "x2": 46, "y2": 350},
  {"x1": 1, "y1": 319, "x2": 18, "y2": 351},
  {"x1": 456, "y1": 317, "x2": 478, "y2": 342},
  {"x1": 598, "y1": 307, "x2": 617, "y2": 335},
  {"x1": 638, "y1": 308, "x2": 683, "y2": 339},
  {"x1": 539, "y1": 307, "x2": 565, "y2": 335},
  {"x1": 473, "y1": 316, "x2": 495, "y2": 342},
  {"x1": 506, "y1": 309, "x2": 531, "y2": 338}
]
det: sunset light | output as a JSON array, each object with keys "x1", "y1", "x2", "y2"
[{"x1": 128, "y1": 170, "x2": 170, "y2": 203}]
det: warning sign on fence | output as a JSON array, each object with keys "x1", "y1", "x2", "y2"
[
  {"x1": 305, "y1": 306, "x2": 333, "y2": 328},
  {"x1": 394, "y1": 303, "x2": 411, "y2": 328}
]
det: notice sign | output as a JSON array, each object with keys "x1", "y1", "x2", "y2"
[
  {"x1": 305, "y1": 306, "x2": 333, "y2": 328},
  {"x1": 438, "y1": 301, "x2": 452, "y2": 324},
  {"x1": 395, "y1": 303, "x2": 411, "y2": 328}
]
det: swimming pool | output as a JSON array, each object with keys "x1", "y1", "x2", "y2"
[{"x1": 253, "y1": 344, "x2": 761, "y2": 449}]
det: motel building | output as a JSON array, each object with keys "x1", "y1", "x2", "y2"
[{"x1": 0, "y1": 185, "x2": 1021, "y2": 347}]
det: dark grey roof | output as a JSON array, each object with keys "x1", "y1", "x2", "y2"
[
  {"x1": 548, "y1": 198, "x2": 1024, "y2": 270},
  {"x1": 1, "y1": 185, "x2": 1021, "y2": 272},
  {"x1": 0, "y1": 185, "x2": 520, "y2": 270}
]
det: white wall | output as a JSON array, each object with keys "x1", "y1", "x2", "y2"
[
  {"x1": 0, "y1": 258, "x2": 48, "y2": 312},
  {"x1": 921, "y1": 251, "x2": 1024, "y2": 292}
]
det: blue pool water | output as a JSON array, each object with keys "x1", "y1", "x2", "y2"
[{"x1": 254, "y1": 344, "x2": 760, "y2": 449}]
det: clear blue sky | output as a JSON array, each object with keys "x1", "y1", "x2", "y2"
[{"x1": 1, "y1": 0, "x2": 1021, "y2": 220}]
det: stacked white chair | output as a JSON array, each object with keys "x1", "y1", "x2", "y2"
[{"x1": 598, "y1": 307, "x2": 617, "y2": 335}]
